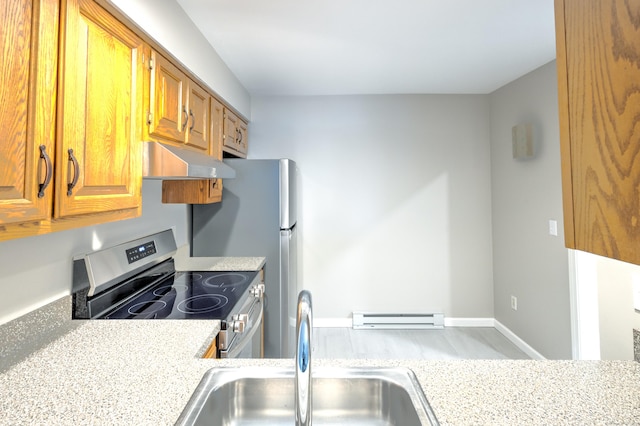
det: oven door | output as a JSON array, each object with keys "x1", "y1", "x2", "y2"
[{"x1": 219, "y1": 296, "x2": 264, "y2": 358}]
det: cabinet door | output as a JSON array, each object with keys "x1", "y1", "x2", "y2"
[
  {"x1": 236, "y1": 119, "x2": 248, "y2": 156},
  {"x1": 222, "y1": 109, "x2": 238, "y2": 152},
  {"x1": 0, "y1": 0, "x2": 58, "y2": 224},
  {"x1": 149, "y1": 51, "x2": 187, "y2": 144},
  {"x1": 56, "y1": 0, "x2": 143, "y2": 218},
  {"x1": 185, "y1": 81, "x2": 210, "y2": 153},
  {"x1": 223, "y1": 109, "x2": 248, "y2": 158},
  {"x1": 556, "y1": 0, "x2": 640, "y2": 264}
]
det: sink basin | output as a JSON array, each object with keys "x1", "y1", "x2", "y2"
[{"x1": 175, "y1": 367, "x2": 439, "y2": 425}]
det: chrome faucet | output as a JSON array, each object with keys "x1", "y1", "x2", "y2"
[{"x1": 295, "y1": 290, "x2": 312, "y2": 426}]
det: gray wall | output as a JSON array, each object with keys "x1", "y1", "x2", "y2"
[
  {"x1": 249, "y1": 95, "x2": 495, "y2": 321},
  {"x1": 0, "y1": 181, "x2": 188, "y2": 324},
  {"x1": 489, "y1": 61, "x2": 572, "y2": 359}
]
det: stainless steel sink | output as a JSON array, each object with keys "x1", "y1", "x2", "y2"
[{"x1": 176, "y1": 366, "x2": 439, "y2": 425}]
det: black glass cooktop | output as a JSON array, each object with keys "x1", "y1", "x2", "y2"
[{"x1": 92, "y1": 262, "x2": 258, "y2": 320}]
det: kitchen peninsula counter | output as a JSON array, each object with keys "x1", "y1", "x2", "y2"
[{"x1": 1, "y1": 296, "x2": 640, "y2": 425}]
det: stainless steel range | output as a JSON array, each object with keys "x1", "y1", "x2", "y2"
[{"x1": 71, "y1": 229, "x2": 263, "y2": 358}]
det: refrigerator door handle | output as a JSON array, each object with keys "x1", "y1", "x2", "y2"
[
  {"x1": 281, "y1": 226, "x2": 298, "y2": 358},
  {"x1": 279, "y1": 159, "x2": 297, "y2": 229}
]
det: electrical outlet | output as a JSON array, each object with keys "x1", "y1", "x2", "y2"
[{"x1": 511, "y1": 295, "x2": 518, "y2": 311}]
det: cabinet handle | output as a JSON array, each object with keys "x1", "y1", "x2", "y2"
[
  {"x1": 181, "y1": 106, "x2": 188, "y2": 132},
  {"x1": 189, "y1": 109, "x2": 195, "y2": 132},
  {"x1": 67, "y1": 148, "x2": 79, "y2": 196},
  {"x1": 37, "y1": 145, "x2": 53, "y2": 198},
  {"x1": 237, "y1": 128, "x2": 243, "y2": 144}
]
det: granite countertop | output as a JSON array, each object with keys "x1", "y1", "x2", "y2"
[
  {"x1": 173, "y1": 245, "x2": 266, "y2": 272},
  {"x1": 2, "y1": 296, "x2": 640, "y2": 425}
]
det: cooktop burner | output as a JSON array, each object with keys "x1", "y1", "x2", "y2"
[{"x1": 100, "y1": 268, "x2": 258, "y2": 320}]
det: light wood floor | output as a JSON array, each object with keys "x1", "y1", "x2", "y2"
[{"x1": 312, "y1": 327, "x2": 530, "y2": 360}]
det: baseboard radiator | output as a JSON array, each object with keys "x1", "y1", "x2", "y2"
[{"x1": 352, "y1": 312, "x2": 444, "y2": 330}]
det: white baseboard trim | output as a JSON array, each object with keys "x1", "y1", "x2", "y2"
[
  {"x1": 444, "y1": 317, "x2": 495, "y2": 327},
  {"x1": 494, "y1": 320, "x2": 546, "y2": 360},
  {"x1": 315, "y1": 317, "x2": 496, "y2": 328}
]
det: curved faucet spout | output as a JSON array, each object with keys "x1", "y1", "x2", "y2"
[{"x1": 295, "y1": 290, "x2": 312, "y2": 426}]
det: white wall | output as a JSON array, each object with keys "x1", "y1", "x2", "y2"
[
  {"x1": 109, "y1": 0, "x2": 251, "y2": 118},
  {"x1": 489, "y1": 61, "x2": 572, "y2": 359},
  {"x1": 249, "y1": 95, "x2": 494, "y2": 320},
  {"x1": 575, "y1": 251, "x2": 640, "y2": 360},
  {"x1": 0, "y1": 181, "x2": 188, "y2": 325}
]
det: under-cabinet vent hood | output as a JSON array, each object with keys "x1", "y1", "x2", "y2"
[{"x1": 142, "y1": 142, "x2": 236, "y2": 180}]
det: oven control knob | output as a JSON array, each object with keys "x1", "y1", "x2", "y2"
[
  {"x1": 231, "y1": 319, "x2": 246, "y2": 333},
  {"x1": 231, "y1": 313, "x2": 248, "y2": 333},
  {"x1": 251, "y1": 283, "x2": 265, "y2": 298}
]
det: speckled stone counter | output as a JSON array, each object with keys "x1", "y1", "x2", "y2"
[
  {"x1": 2, "y1": 294, "x2": 640, "y2": 425},
  {"x1": 173, "y1": 245, "x2": 265, "y2": 272}
]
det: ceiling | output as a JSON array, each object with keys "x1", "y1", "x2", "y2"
[{"x1": 176, "y1": 0, "x2": 557, "y2": 96}]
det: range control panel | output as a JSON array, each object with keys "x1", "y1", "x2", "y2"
[{"x1": 125, "y1": 241, "x2": 157, "y2": 264}]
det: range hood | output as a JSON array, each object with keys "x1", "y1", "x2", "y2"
[{"x1": 142, "y1": 142, "x2": 236, "y2": 180}]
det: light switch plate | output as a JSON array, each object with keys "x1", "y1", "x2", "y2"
[{"x1": 548, "y1": 220, "x2": 558, "y2": 236}]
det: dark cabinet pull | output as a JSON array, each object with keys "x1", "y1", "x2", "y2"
[
  {"x1": 37, "y1": 145, "x2": 53, "y2": 198},
  {"x1": 181, "y1": 106, "x2": 188, "y2": 132},
  {"x1": 237, "y1": 128, "x2": 243, "y2": 144},
  {"x1": 67, "y1": 148, "x2": 79, "y2": 196},
  {"x1": 189, "y1": 109, "x2": 195, "y2": 132}
]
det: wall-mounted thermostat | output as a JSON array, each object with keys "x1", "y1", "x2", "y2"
[{"x1": 512, "y1": 123, "x2": 534, "y2": 159}]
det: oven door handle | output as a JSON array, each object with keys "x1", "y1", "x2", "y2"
[{"x1": 219, "y1": 297, "x2": 263, "y2": 358}]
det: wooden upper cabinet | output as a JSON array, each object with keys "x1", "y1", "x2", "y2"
[
  {"x1": 147, "y1": 51, "x2": 211, "y2": 153},
  {"x1": 236, "y1": 119, "x2": 248, "y2": 156},
  {"x1": 0, "y1": 0, "x2": 58, "y2": 225},
  {"x1": 555, "y1": 0, "x2": 640, "y2": 264},
  {"x1": 56, "y1": 0, "x2": 143, "y2": 218},
  {"x1": 223, "y1": 109, "x2": 248, "y2": 158},
  {"x1": 148, "y1": 51, "x2": 186, "y2": 143},
  {"x1": 161, "y1": 97, "x2": 224, "y2": 204},
  {"x1": 186, "y1": 81, "x2": 210, "y2": 152}
]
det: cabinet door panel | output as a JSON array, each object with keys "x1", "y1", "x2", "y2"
[
  {"x1": 222, "y1": 109, "x2": 248, "y2": 157},
  {"x1": 558, "y1": 0, "x2": 640, "y2": 263},
  {"x1": 236, "y1": 120, "x2": 248, "y2": 156},
  {"x1": 186, "y1": 82, "x2": 210, "y2": 152},
  {"x1": 149, "y1": 52, "x2": 186, "y2": 143},
  {"x1": 56, "y1": 0, "x2": 142, "y2": 218},
  {"x1": 0, "y1": 0, "x2": 57, "y2": 224},
  {"x1": 222, "y1": 110, "x2": 238, "y2": 151}
]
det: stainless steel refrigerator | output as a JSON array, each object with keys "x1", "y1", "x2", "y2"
[{"x1": 191, "y1": 159, "x2": 298, "y2": 358}]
